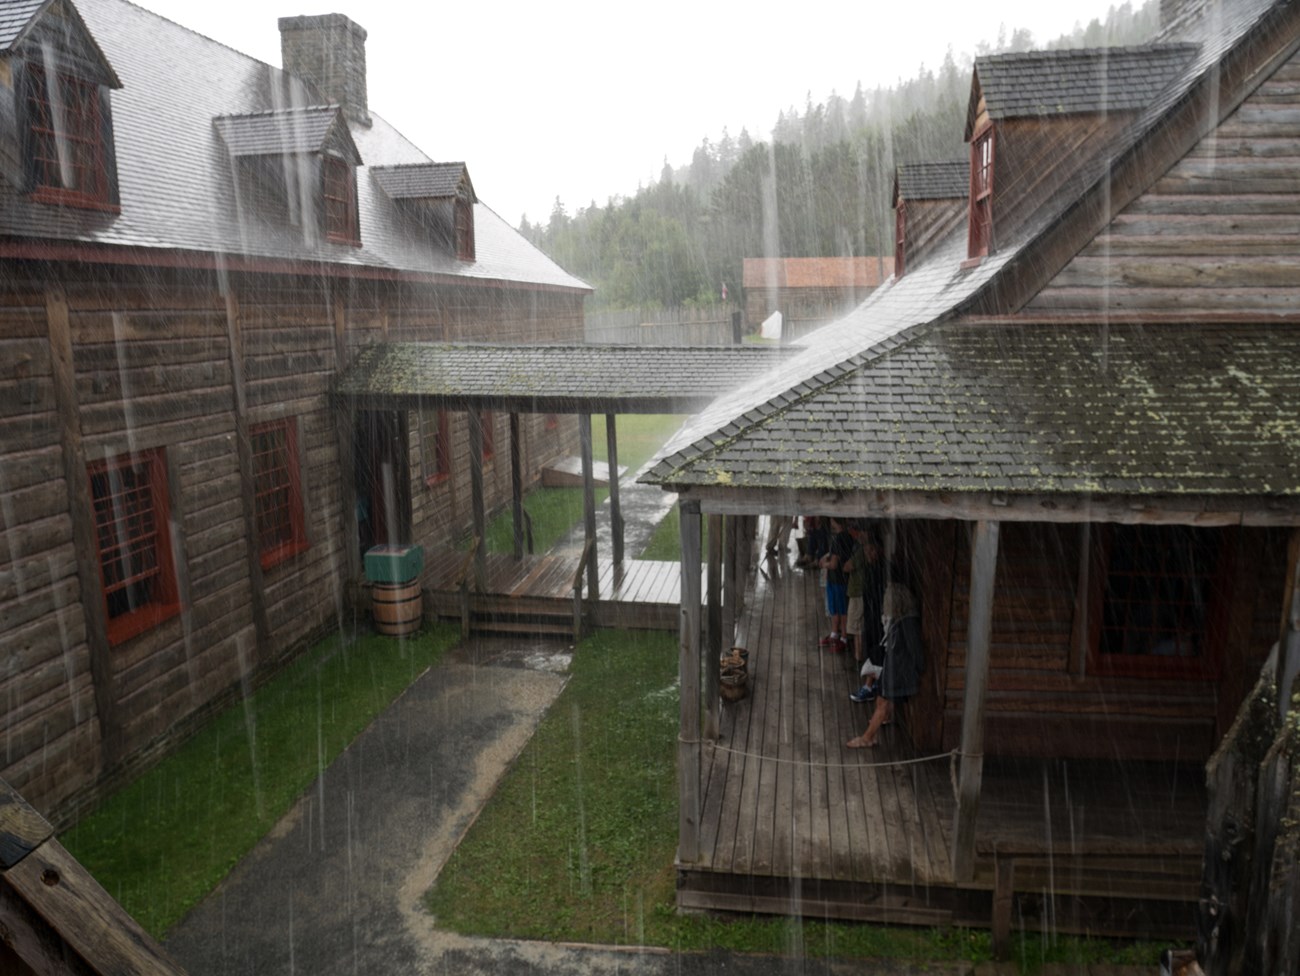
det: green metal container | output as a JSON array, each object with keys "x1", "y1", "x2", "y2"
[{"x1": 364, "y1": 544, "x2": 424, "y2": 584}]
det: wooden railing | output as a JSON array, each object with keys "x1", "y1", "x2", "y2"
[
  {"x1": 572, "y1": 538, "x2": 594, "y2": 640},
  {"x1": 454, "y1": 536, "x2": 480, "y2": 638}
]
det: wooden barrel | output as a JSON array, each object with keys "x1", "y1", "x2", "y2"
[{"x1": 372, "y1": 581, "x2": 423, "y2": 636}]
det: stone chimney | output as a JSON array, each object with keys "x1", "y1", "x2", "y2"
[{"x1": 278, "y1": 13, "x2": 371, "y2": 125}]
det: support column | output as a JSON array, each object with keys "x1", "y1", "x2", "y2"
[
  {"x1": 468, "y1": 410, "x2": 487, "y2": 591},
  {"x1": 705, "y1": 512, "x2": 723, "y2": 740},
  {"x1": 722, "y1": 515, "x2": 738, "y2": 648},
  {"x1": 678, "y1": 500, "x2": 703, "y2": 863},
  {"x1": 46, "y1": 286, "x2": 123, "y2": 766},
  {"x1": 579, "y1": 413, "x2": 599, "y2": 599},
  {"x1": 1278, "y1": 527, "x2": 1300, "y2": 723},
  {"x1": 953, "y1": 519, "x2": 999, "y2": 881},
  {"x1": 332, "y1": 295, "x2": 360, "y2": 585},
  {"x1": 509, "y1": 412, "x2": 524, "y2": 560},
  {"x1": 606, "y1": 413, "x2": 624, "y2": 564},
  {"x1": 226, "y1": 290, "x2": 271, "y2": 648}
]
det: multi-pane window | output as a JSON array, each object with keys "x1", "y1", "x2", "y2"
[
  {"x1": 422, "y1": 409, "x2": 451, "y2": 485},
  {"x1": 480, "y1": 410, "x2": 495, "y2": 460},
  {"x1": 251, "y1": 418, "x2": 308, "y2": 568},
  {"x1": 322, "y1": 154, "x2": 359, "y2": 245},
  {"x1": 26, "y1": 62, "x2": 112, "y2": 209},
  {"x1": 893, "y1": 201, "x2": 907, "y2": 279},
  {"x1": 89, "y1": 449, "x2": 178, "y2": 644},
  {"x1": 1092, "y1": 525, "x2": 1226, "y2": 678},
  {"x1": 967, "y1": 126, "x2": 994, "y2": 259},
  {"x1": 455, "y1": 197, "x2": 475, "y2": 261}
]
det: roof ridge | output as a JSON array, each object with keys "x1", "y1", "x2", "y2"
[{"x1": 214, "y1": 104, "x2": 341, "y2": 120}]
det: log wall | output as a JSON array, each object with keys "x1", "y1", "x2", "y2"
[
  {"x1": 0, "y1": 264, "x2": 585, "y2": 818},
  {"x1": 1025, "y1": 52, "x2": 1300, "y2": 315},
  {"x1": 928, "y1": 521, "x2": 1287, "y2": 762}
]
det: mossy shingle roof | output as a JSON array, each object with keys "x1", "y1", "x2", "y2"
[
  {"x1": 646, "y1": 323, "x2": 1300, "y2": 496},
  {"x1": 336, "y1": 343, "x2": 791, "y2": 412},
  {"x1": 895, "y1": 160, "x2": 968, "y2": 202}
]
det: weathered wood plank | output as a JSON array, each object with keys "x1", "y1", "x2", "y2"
[{"x1": 678, "y1": 501, "x2": 703, "y2": 865}]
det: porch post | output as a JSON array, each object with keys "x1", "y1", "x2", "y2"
[
  {"x1": 679, "y1": 500, "x2": 703, "y2": 863},
  {"x1": 705, "y1": 512, "x2": 724, "y2": 739},
  {"x1": 722, "y1": 515, "x2": 738, "y2": 646},
  {"x1": 1279, "y1": 527, "x2": 1300, "y2": 723},
  {"x1": 953, "y1": 519, "x2": 999, "y2": 881},
  {"x1": 579, "y1": 413, "x2": 600, "y2": 599},
  {"x1": 509, "y1": 412, "x2": 524, "y2": 560},
  {"x1": 606, "y1": 413, "x2": 624, "y2": 564},
  {"x1": 468, "y1": 410, "x2": 487, "y2": 591}
]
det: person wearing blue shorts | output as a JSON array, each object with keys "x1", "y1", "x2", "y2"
[{"x1": 818, "y1": 517, "x2": 853, "y2": 653}]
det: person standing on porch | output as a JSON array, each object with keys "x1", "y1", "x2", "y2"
[
  {"x1": 847, "y1": 581, "x2": 923, "y2": 749},
  {"x1": 818, "y1": 517, "x2": 854, "y2": 653},
  {"x1": 844, "y1": 521, "x2": 886, "y2": 673}
]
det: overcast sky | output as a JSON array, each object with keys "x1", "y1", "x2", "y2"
[{"x1": 131, "y1": 0, "x2": 1134, "y2": 226}]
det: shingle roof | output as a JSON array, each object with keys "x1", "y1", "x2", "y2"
[
  {"x1": 371, "y1": 163, "x2": 473, "y2": 202},
  {"x1": 336, "y1": 343, "x2": 791, "y2": 413},
  {"x1": 0, "y1": 0, "x2": 587, "y2": 292},
  {"x1": 214, "y1": 106, "x2": 354, "y2": 159},
  {"x1": 973, "y1": 44, "x2": 1199, "y2": 123},
  {"x1": 742, "y1": 257, "x2": 894, "y2": 290},
  {"x1": 894, "y1": 161, "x2": 968, "y2": 202},
  {"x1": 0, "y1": 0, "x2": 45, "y2": 49},
  {"x1": 647, "y1": 323, "x2": 1300, "y2": 497}
]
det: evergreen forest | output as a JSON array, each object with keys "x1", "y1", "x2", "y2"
[{"x1": 520, "y1": 2, "x2": 1159, "y2": 310}]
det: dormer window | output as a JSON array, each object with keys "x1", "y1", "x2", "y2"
[
  {"x1": 25, "y1": 62, "x2": 114, "y2": 209},
  {"x1": 214, "y1": 105, "x2": 363, "y2": 247},
  {"x1": 455, "y1": 197, "x2": 475, "y2": 261},
  {"x1": 893, "y1": 200, "x2": 906, "y2": 279},
  {"x1": 371, "y1": 161, "x2": 476, "y2": 262},
  {"x1": 967, "y1": 125, "x2": 994, "y2": 259},
  {"x1": 4, "y1": 1, "x2": 122, "y2": 213},
  {"x1": 322, "y1": 153, "x2": 359, "y2": 245}
]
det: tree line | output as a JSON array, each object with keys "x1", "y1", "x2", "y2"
[{"x1": 520, "y1": 2, "x2": 1159, "y2": 310}]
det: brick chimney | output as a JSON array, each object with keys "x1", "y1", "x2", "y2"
[{"x1": 278, "y1": 13, "x2": 371, "y2": 125}]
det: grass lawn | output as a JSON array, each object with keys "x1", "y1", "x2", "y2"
[
  {"x1": 639, "y1": 501, "x2": 707, "y2": 562},
  {"x1": 61, "y1": 622, "x2": 460, "y2": 938},
  {"x1": 479, "y1": 414, "x2": 684, "y2": 555},
  {"x1": 426, "y1": 628, "x2": 1169, "y2": 968}
]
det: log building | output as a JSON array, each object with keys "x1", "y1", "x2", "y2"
[
  {"x1": 647, "y1": 0, "x2": 1300, "y2": 943},
  {"x1": 0, "y1": 0, "x2": 589, "y2": 820}
]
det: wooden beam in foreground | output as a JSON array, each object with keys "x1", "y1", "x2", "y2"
[
  {"x1": 510, "y1": 412, "x2": 524, "y2": 560},
  {"x1": 679, "y1": 501, "x2": 703, "y2": 864},
  {"x1": 953, "y1": 519, "x2": 999, "y2": 882},
  {"x1": 468, "y1": 410, "x2": 487, "y2": 591},
  {"x1": 606, "y1": 413, "x2": 624, "y2": 565},
  {"x1": 579, "y1": 413, "x2": 599, "y2": 600}
]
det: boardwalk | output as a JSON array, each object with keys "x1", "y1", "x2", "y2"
[
  {"x1": 421, "y1": 546, "x2": 684, "y2": 631},
  {"x1": 681, "y1": 557, "x2": 1206, "y2": 933}
]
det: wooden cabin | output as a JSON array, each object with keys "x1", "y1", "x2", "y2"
[
  {"x1": 742, "y1": 257, "x2": 893, "y2": 338},
  {"x1": 0, "y1": 0, "x2": 589, "y2": 822},
  {"x1": 645, "y1": 0, "x2": 1300, "y2": 942}
]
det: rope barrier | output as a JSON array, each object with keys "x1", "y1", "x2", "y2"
[{"x1": 678, "y1": 734, "x2": 981, "y2": 775}]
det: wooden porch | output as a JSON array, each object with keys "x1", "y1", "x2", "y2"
[
  {"x1": 680, "y1": 559, "x2": 1207, "y2": 937},
  {"x1": 419, "y1": 546, "x2": 685, "y2": 634}
]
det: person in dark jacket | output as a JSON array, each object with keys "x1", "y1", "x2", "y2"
[{"x1": 847, "y1": 582, "x2": 923, "y2": 749}]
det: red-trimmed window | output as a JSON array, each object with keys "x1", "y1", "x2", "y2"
[
  {"x1": 893, "y1": 200, "x2": 907, "y2": 278},
  {"x1": 423, "y1": 409, "x2": 451, "y2": 485},
  {"x1": 455, "y1": 197, "x2": 475, "y2": 261},
  {"x1": 1089, "y1": 525, "x2": 1231, "y2": 679},
  {"x1": 250, "y1": 418, "x2": 309, "y2": 569},
  {"x1": 480, "y1": 410, "x2": 495, "y2": 460},
  {"x1": 89, "y1": 449, "x2": 179, "y2": 644},
  {"x1": 322, "y1": 155, "x2": 360, "y2": 245},
  {"x1": 967, "y1": 125, "x2": 994, "y2": 259},
  {"x1": 25, "y1": 62, "x2": 114, "y2": 210}
]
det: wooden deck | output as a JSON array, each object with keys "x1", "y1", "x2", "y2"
[
  {"x1": 420, "y1": 546, "x2": 684, "y2": 631},
  {"x1": 680, "y1": 560, "x2": 1207, "y2": 936}
]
